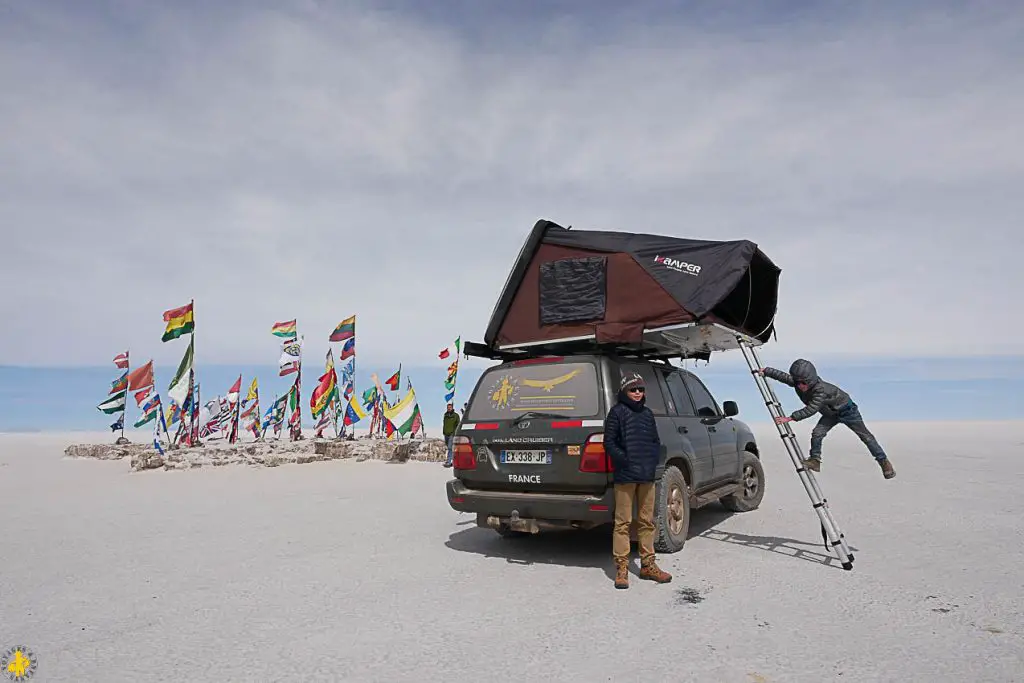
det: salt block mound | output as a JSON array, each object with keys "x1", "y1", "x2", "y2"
[{"x1": 63, "y1": 437, "x2": 447, "y2": 472}]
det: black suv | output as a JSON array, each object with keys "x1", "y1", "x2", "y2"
[{"x1": 445, "y1": 353, "x2": 765, "y2": 552}]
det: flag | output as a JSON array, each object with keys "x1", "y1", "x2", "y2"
[
  {"x1": 98, "y1": 391, "x2": 126, "y2": 414},
  {"x1": 438, "y1": 336, "x2": 461, "y2": 360},
  {"x1": 226, "y1": 375, "x2": 241, "y2": 404},
  {"x1": 110, "y1": 414, "x2": 124, "y2": 431},
  {"x1": 110, "y1": 371, "x2": 128, "y2": 394},
  {"x1": 383, "y1": 386, "x2": 419, "y2": 435},
  {"x1": 438, "y1": 348, "x2": 450, "y2": 359},
  {"x1": 245, "y1": 377, "x2": 258, "y2": 402},
  {"x1": 361, "y1": 385, "x2": 377, "y2": 409},
  {"x1": 113, "y1": 351, "x2": 129, "y2": 369},
  {"x1": 325, "y1": 348, "x2": 335, "y2": 373},
  {"x1": 410, "y1": 404, "x2": 423, "y2": 436},
  {"x1": 134, "y1": 387, "x2": 152, "y2": 407},
  {"x1": 329, "y1": 315, "x2": 355, "y2": 342},
  {"x1": 166, "y1": 401, "x2": 180, "y2": 426},
  {"x1": 162, "y1": 302, "x2": 195, "y2": 342},
  {"x1": 134, "y1": 393, "x2": 161, "y2": 427},
  {"x1": 339, "y1": 337, "x2": 355, "y2": 360},
  {"x1": 271, "y1": 319, "x2": 297, "y2": 338},
  {"x1": 167, "y1": 336, "x2": 194, "y2": 406},
  {"x1": 126, "y1": 360, "x2": 154, "y2": 390},
  {"x1": 385, "y1": 365, "x2": 401, "y2": 391},
  {"x1": 279, "y1": 337, "x2": 302, "y2": 376},
  {"x1": 314, "y1": 411, "x2": 332, "y2": 436},
  {"x1": 310, "y1": 369, "x2": 338, "y2": 418},
  {"x1": 343, "y1": 394, "x2": 367, "y2": 425}
]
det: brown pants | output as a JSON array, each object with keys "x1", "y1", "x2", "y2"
[{"x1": 613, "y1": 482, "x2": 656, "y2": 561}]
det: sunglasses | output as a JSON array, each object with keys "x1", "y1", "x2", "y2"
[{"x1": 627, "y1": 386, "x2": 645, "y2": 393}]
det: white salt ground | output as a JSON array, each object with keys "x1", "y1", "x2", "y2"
[{"x1": 2, "y1": 421, "x2": 1023, "y2": 682}]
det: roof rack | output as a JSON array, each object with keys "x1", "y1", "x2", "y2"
[{"x1": 461, "y1": 323, "x2": 747, "y2": 364}]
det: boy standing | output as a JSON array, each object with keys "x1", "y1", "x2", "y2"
[{"x1": 759, "y1": 359, "x2": 895, "y2": 479}]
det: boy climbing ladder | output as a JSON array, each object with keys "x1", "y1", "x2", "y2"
[{"x1": 758, "y1": 359, "x2": 895, "y2": 479}]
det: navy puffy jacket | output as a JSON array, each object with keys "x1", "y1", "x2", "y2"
[{"x1": 603, "y1": 392, "x2": 662, "y2": 484}]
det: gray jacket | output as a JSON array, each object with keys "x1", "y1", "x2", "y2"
[{"x1": 763, "y1": 359, "x2": 852, "y2": 422}]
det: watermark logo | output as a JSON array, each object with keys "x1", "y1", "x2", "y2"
[
  {"x1": 2, "y1": 646, "x2": 37, "y2": 681},
  {"x1": 653, "y1": 254, "x2": 701, "y2": 276}
]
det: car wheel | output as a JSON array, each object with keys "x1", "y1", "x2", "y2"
[
  {"x1": 720, "y1": 451, "x2": 765, "y2": 512},
  {"x1": 654, "y1": 465, "x2": 690, "y2": 553}
]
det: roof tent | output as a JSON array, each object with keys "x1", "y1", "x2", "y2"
[{"x1": 465, "y1": 219, "x2": 781, "y2": 362}]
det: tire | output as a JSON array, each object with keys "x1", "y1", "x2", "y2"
[
  {"x1": 720, "y1": 451, "x2": 765, "y2": 513},
  {"x1": 653, "y1": 465, "x2": 691, "y2": 553}
]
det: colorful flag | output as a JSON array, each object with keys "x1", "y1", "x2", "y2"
[
  {"x1": 162, "y1": 302, "x2": 195, "y2": 342},
  {"x1": 361, "y1": 385, "x2": 377, "y2": 409},
  {"x1": 343, "y1": 394, "x2": 367, "y2": 425},
  {"x1": 245, "y1": 377, "x2": 258, "y2": 402},
  {"x1": 271, "y1": 319, "x2": 297, "y2": 338},
  {"x1": 385, "y1": 365, "x2": 401, "y2": 391},
  {"x1": 98, "y1": 390, "x2": 126, "y2": 414},
  {"x1": 279, "y1": 337, "x2": 302, "y2": 376},
  {"x1": 167, "y1": 335, "x2": 194, "y2": 406},
  {"x1": 329, "y1": 315, "x2": 355, "y2": 342},
  {"x1": 134, "y1": 393, "x2": 161, "y2": 427},
  {"x1": 113, "y1": 351, "x2": 129, "y2": 369},
  {"x1": 410, "y1": 404, "x2": 423, "y2": 436},
  {"x1": 438, "y1": 347, "x2": 450, "y2": 359},
  {"x1": 383, "y1": 386, "x2": 419, "y2": 435},
  {"x1": 226, "y1": 375, "x2": 242, "y2": 404},
  {"x1": 126, "y1": 360, "x2": 154, "y2": 390},
  {"x1": 310, "y1": 370, "x2": 338, "y2": 418},
  {"x1": 134, "y1": 387, "x2": 152, "y2": 407},
  {"x1": 110, "y1": 414, "x2": 124, "y2": 431},
  {"x1": 110, "y1": 371, "x2": 128, "y2": 394},
  {"x1": 339, "y1": 337, "x2": 355, "y2": 360}
]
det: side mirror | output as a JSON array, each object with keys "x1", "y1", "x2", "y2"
[
  {"x1": 697, "y1": 406, "x2": 717, "y2": 418},
  {"x1": 723, "y1": 401, "x2": 739, "y2": 417}
]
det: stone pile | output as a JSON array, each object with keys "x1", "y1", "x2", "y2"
[{"x1": 63, "y1": 437, "x2": 448, "y2": 472}]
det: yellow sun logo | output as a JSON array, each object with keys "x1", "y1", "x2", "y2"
[{"x1": 2, "y1": 646, "x2": 37, "y2": 681}]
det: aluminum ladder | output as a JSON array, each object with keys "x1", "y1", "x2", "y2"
[{"x1": 737, "y1": 339, "x2": 855, "y2": 571}]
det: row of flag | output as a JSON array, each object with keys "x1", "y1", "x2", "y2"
[{"x1": 99, "y1": 302, "x2": 457, "y2": 445}]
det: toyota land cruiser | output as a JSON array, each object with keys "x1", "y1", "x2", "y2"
[{"x1": 445, "y1": 353, "x2": 765, "y2": 552}]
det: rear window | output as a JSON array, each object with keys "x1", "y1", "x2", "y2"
[{"x1": 466, "y1": 361, "x2": 602, "y2": 421}]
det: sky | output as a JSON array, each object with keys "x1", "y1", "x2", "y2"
[{"x1": 2, "y1": 0, "x2": 1023, "y2": 401}]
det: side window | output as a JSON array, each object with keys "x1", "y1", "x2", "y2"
[
  {"x1": 616, "y1": 363, "x2": 667, "y2": 415},
  {"x1": 664, "y1": 372, "x2": 695, "y2": 416},
  {"x1": 683, "y1": 373, "x2": 719, "y2": 417}
]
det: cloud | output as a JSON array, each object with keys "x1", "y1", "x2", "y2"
[{"x1": 2, "y1": 0, "x2": 1022, "y2": 370}]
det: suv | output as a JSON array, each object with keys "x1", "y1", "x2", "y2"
[{"x1": 445, "y1": 353, "x2": 765, "y2": 552}]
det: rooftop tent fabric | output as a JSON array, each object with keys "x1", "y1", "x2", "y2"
[{"x1": 482, "y1": 219, "x2": 781, "y2": 350}]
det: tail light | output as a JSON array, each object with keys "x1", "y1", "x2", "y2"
[
  {"x1": 579, "y1": 433, "x2": 613, "y2": 473},
  {"x1": 452, "y1": 436, "x2": 476, "y2": 470}
]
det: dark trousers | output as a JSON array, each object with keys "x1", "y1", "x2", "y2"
[{"x1": 809, "y1": 402, "x2": 887, "y2": 462}]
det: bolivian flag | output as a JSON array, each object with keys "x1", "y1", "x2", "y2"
[
  {"x1": 162, "y1": 302, "x2": 195, "y2": 342},
  {"x1": 310, "y1": 370, "x2": 338, "y2": 418},
  {"x1": 271, "y1": 319, "x2": 297, "y2": 338}
]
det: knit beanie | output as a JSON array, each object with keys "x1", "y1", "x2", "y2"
[{"x1": 620, "y1": 372, "x2": 645, "y2": 392}]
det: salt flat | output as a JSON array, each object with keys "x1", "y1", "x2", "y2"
[{"x1": 2, "y1": 422, "x2": 1023, "y2": 682}]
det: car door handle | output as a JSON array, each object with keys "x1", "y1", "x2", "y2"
[
  {"x1": 677, "y1": 425, "x2": 688, "y2": 433},
  {"x1": 707, "y1": 426, "x2": 716, "y2": 432}
]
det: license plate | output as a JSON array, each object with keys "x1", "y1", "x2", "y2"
[{"x1": 501, "y1": 449, "x2": 552, "y2": 465}]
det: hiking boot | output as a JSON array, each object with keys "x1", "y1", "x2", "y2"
[
  {"x1": 803, "y1": 457, "x2": 821, "y2": 472},
  {"x1": 614, "y1": 558, "x2": 629, "y2": 589},
  {"x1": 639, "y1": 557, "x2": 672, "y2": 583},
  {"x1": 879, "y1": 458, "x2": 895, "y2": 479}
]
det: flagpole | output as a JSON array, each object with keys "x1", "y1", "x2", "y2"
[{"x1": 121, "y1": 349, "x2": 129, "y2": 442}]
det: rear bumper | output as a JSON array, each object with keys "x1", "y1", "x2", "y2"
[{"x1": 446, "y1": 478, "x2": 615, "y2": 525}]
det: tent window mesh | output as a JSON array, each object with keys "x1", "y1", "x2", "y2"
[{"x1": 539, "y1": 256, "x2": 607, "y2": 325}]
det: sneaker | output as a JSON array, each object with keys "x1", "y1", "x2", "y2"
[
  {"x1": 804, "y1": 457, "x2": 821, "y2": 472},
  {"x1": 879, "y1": 459, "x2": 895, "y2": 479}
]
